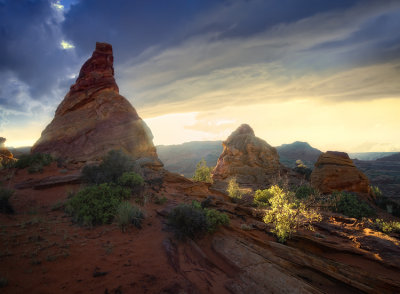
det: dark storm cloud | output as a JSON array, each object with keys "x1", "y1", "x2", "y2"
[
  {"x1": 0, "y1": 0, "x2": 78, "y2": 112},
  {"x1": 1, "y1": 0, "x2": 400, "y2": 117}
]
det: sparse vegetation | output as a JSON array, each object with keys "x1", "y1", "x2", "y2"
[
  {"x1": 192, "y1": 159, "x2": 213, "y2": 183},
  {"x1": 295, "y1": 185, "x2": 317, "y2": 200},
  {"x1": 0, "y1": 187, "x2": 14, "y2": 214},
  {"x1": 254, "y1": 188, "x2": 273, "y2": 207},
  {"x1": 373, "y1": 186, "x2": 400, "y2": 217},
  {"x1": 115, "y1": 201, "x2": 144, "y2": 232},
  {"x1": 227, "y1": 178, "x2": 243, "y2": 202},
  {"x1": 82, "y1": 150, "x2": 138, "y2": 185},
  {"x1": 168, "y1": 201, "x2": 229, "y2": 240},
  {"x1": 65, "y1": 183, "x2": 130, "y2": 226},
  {"x1": 293, "y1": 159, "x2": 312, "y2": 180},
  {"x1": 204, "y1": 208, "x2": 230, "y2": 233},
  {"x1": 118, "y1": 171, "x2": 144, "y2": 188},
  {"x1": 331, "y1": 191, "x2": 375, "y2": 219},
  {"x1": 263, "y1": 185, "x2": 321, "y2": 243},
  {"x1": 15, "y1": 153, "x2": 52, "y2": 173},
  {"x1": 154, "y1": 196, "x2": 167, "y2": 205},
  {"x1": 374, "y1": 219, "x2": 400, "y2": 234}
]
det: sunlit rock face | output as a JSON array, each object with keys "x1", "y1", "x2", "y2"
[
  {"x1": 32, "y1": 42, "x2": 162, "y2": 168},
  {"x1": 212, "y1": 124, "x2": 281, "y2": 190},
  {"x1": 311, "y1": 151, "x2": 370, "y2": 197}
]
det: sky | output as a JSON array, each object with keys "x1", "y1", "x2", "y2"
[{"x1": 1, "y1": 0, "x2": 400, "y2": 152}]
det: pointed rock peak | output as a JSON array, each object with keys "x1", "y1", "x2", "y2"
[
  {"x1": 0, "y1": 137, "x2": 5, "y2": 149},
  {"x1": 230, "y1": 124, "x2": 255, "y2": 138},
  {"x1": 32, "y1": 42, "x2": 162, "y2": 167},
  {"x1": 69, "y1": 42, "x2": 118, "y2": 95}
]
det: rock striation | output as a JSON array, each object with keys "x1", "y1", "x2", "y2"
[
  {"x1": 31, "y1": 42, "x2": 162, "y2": 167},
  {"x1": 212, "y1": 124, "x2": 281, "y2": 190},
  {"x1": 311, "y1": 151, "x2": 370, "y2": 196}
]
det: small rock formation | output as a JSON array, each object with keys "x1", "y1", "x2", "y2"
[
  {"x1": 31, "y1": 42, "x2": 162, "y2": 168},
  {"x1": 212, "y1": 124, "x2": 281, "y2": 190},
  {"x1": 311, "y1": 151, "x2": 370, "y2": 196},
  {"x1": 0, "y1": 137, "x2": 15, "y2": 168}
]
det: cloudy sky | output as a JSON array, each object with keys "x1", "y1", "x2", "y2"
[{"x1": 1, "y1": 0, "x2": 400, "y2": 152}]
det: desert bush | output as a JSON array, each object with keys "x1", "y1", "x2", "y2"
[
  {"x1": 168, "y1": 201, "x2": 229, "y2": 240},
  {"x1": 331, "y1": 191, "x2": 375, "y2": 219},
  {"x1": 293, "y1": 159, "x2": 312, "y2": 180},
  {"x1": 204, "y1": 208, "x2": 230, "y2": 232},
  {"x1": 118, "y1": 172, "x2": 144, "y2": 188},
  {"x1": 373, "y1": 188, "x2": 400, "y2": 217},
  {"x1": 254, "y1": 188, "x2": 274, "y2": 207},
  {"x1": 154, "y1": 196, "x2": 168, "y2": 205},
  {"x1": 65, "y1": 183, "x2": 130, "y2": 226},
  {"x1": 0, "y1": 187, "x2": 14, "y2": 214},
  {"x1": 295, "y1": 185, "x2": 317, "y2": 200},
  {"x1": 227, "y1": 178, "x2": 243, "y2": 202},
  {"x1": 263, "y1": 185, "x2": 321, "y2": 243},
  {"x1": 374, "y1": 219, "x2": 400, "y2": 234},
  {"x1": 15, "y1": 153, "x2": 52, "y2": 173},
  {"x1": 115, "y1": 201, "x2": 144, "y2": 232},
  {"x1": 192, "y1": 159, "x2": 213, "y2": 183},
  {"x1": 82, "y1": 150, "x2": 137, "y2": 185}
]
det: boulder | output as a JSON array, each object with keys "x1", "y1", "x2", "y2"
[
  {"x1": 211, "y1": 124, "x2": 281, "y2": 190},
  {"x1": 311, "y1": 151, "x2": 370, "y2": 196},
  {"x1": 31, "y1": 42, "x2": 162, "y2": 168}
]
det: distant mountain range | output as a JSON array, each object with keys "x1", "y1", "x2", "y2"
[{"x1": 157, "y1": 141, "x2": 223, "y2": 178}]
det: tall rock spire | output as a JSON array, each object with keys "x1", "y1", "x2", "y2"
[{"x1": 32, "y1": 42, "x2": 162, "y2": 168}]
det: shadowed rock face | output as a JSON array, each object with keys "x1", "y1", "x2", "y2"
[
  {"x1": 31, "y1": 42, "x2": 162, "y2": 167},
  {"x1": 311, "y1": 151, "x2": 370, "y2": 197},
  {"x1": 212, "y1": 124, "x2": 281, "y2": 190}
]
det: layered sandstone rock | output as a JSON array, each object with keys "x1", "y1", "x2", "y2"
[
  {"x1": 212, "y1": 124, "x2": 281, "y2": 190},
  {"x1": 311, "y1": 151, "x2": 370, "y2": 196},
  {"x1": 32, "y1": 42, "x2": 162, "y2": 168}
]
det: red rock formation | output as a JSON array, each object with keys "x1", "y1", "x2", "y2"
[
  {"x1": 212, "y1": 124, "x2": 281, "y2": 190},
  {"x1": 31, "y1": 42, "x2": 162, "y2": 167},
  {"x1": 311, "y1": 151, "x2": 370, "y2": 197}
]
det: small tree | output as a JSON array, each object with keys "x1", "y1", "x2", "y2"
[
  {"x1": 263, "y1": 185, "x2": 321, "y2": 243},
  {"x1": 226, "y1": 178, "x2": 243, "y2": 202},
  {"x1": 192, "y1": 159, "x2": 213, "y2": 183}
]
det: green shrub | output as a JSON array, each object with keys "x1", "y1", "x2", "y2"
[
  {"x1": 374, "y1": 219, "x2": 400, "y2": 234},
  {"x1": 192, "y1": 159, "x2": 213, "y2": 183},
  {"x1": 82, "y1": 150, "x2": 137, "y2": 185},
  {"x1": 204, "y1": 208, "x2": 230, "y2": 232},
  {"x1": 154, "y1": 196, "x2": 168, "y2": 205},
  {"x1": 254, "y1": 188, "x2": 273, "y2": 207},
  {"x1": 168, "y1": 201, "x2": 229, "y2": 240},
  {"x1": 65, "y1": 183, "x2": 130, "y2": 226},
  {"x1": 332, "y1": 191, "x2": 375, "y2": 219},
  {"x1": 227, "y1": 178, "x2": 243, "y2": 202},
  {"x1": 115, "y1": 202, "x2": 144, "y2": 232},
  {"x1": 295, "y1": 185, "x2": 316, "y2": 200},
  {"x1": 374, "y1": 188, "x2": 400, "y2": 217},
  {"x1": 118, "y1": 172, "x2": 144, "y2": 187},
  {"x1": 0, "y1": 187, "x2": 14, "y2": 214},
  {"x1": 15, "y1": 153, "x2": 52, "y2": 172},
  {"x1": 293, "y1": 160, "x2": 312, "y2": 180},
  {"x1": 263, "y1": 185, "x2": 321, "y2": 243}
]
